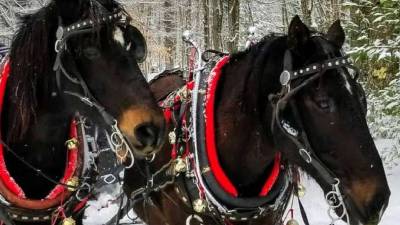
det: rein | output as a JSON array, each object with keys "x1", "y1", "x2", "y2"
[{"x1": 270, "y1": 46, "x2": 361, "y2": 225}]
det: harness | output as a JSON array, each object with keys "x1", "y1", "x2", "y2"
[
  {"x1": 270, "y1": 36, "x2": 365, "y2": 225},
  {"x1": 129, "y1": 56, "x2": 289, "y2": 224},
  {"x1": 0, "y1": 3, "x2": 139, "y2": 224},
  {"x1": 0, "y1": 59, "x2": 127, "y2": 224}
]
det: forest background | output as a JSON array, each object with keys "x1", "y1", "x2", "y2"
[{"x1": 1, "y1": 0, "x2": 399, "y2": 167}]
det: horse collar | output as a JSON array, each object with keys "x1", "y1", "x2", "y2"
[
  {"x1": 0, "y1": 61, "x2": 125, "y2": 223},
  {"x1": 153, "y1": 56, "x2": 290, "y2": 222}
]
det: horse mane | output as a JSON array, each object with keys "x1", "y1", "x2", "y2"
[
  {"x1": 6, "y1": 0, "x2": 122, "y2": 142},
  {"x1": 7, "y1": 4, "x2": 57, "y2": 142}
]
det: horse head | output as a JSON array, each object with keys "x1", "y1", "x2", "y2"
[
  {"x1": 274, "y1": 16, "x2": 390, "y2": 224},
  {"x1": 7, "y1": 0, "x2": 165, "y2": 159}
]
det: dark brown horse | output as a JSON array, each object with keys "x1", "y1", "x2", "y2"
[
  {"x1": 0, "y1": 0, "x2": 165, "y2": 224},
  {"x1": 124, "y1": 16, "x2": 390, "y2": 225}
]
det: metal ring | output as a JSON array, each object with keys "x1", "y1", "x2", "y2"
[
  {"x1": 299, "y1": 148, "x2": 312, "y2": 163},
  {"x1": 185, "y1": 214, "x2": 203, "y2": 225},
  {"x1": 54, "y1": 40, "x2": 62, "y2": 53},
  {"x1": 146, "y1": 153, "x2": 156, "y2": 162},
  {"x1": 101, "y1": 174, "x2": 117, "y2": 184},
  {"x1": 75, "y1": 183, "x2": 91, "y2": 201}
]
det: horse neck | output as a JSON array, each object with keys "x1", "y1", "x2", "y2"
[{"x1": 214, "y1": 44, "x2": 284, "y2": 195}]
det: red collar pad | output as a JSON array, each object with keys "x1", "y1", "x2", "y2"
[
  {"x1": 0, "y1": 60, "x2": 80, "y2": 204},
  {"x1": 204, "y1": 56, "x2": 281, "y2": 197}
]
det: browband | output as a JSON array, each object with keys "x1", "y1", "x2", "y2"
[{"x1": 280, "y1": 54, "x2": 352, "y2": 86}]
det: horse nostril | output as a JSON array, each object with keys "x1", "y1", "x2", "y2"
[{"x1": 134, "y1": 123, "x2": 159, "y2": 148}]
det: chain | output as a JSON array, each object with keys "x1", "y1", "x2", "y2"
[
  {"x1": 110, "y1": 120, "x2": 135, "y2": 169},
  {"x1": 325, "y1": 178, "x2": 350, "y2": 225}
]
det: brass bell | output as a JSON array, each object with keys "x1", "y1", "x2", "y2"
[
  {"x1": 66, "y1": 177, "x2": 79, "y2": 192},
  {"x1": 193, "y1": 198, "x2": 207, "y2": 213},
  {"x1": 296, "y1": 184, "x2": 306, "y2": 198},
  {"x1": 169, "y1": 131, "x2": 176, "y2": 144},
  {"x1": 65, "y1": 138, "x2": 78, "y2": 150},
  {"x1": 286, "y1": 219, "x2": 299, "y2": 225},
  {"x1": 174, "y1": 157, "x2": 187, "y2": 173},
  {"x1": 61, "y1": 217, "x2": 76, "y2": 225}
]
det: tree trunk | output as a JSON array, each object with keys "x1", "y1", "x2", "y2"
[
  {"x1": 211, "y1": 0, "x2": 223, "y2": 50},
  {"x1": 202, "y1": 0, "x2": 210, "y2": 49},
  {"x1": 163, "y1": 0, "x2": 174, "y2": 68},
  {"x1": 227, "y1": 0, "x2": 240, "y2": 53},
  {"x1": 300, "y1": 0, "x2": 313, "y2": 26}
]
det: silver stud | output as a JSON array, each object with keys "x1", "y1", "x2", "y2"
[
  {"x1": 342, "y1": 59, "x2": 346, "y2": 63},
  {"x1": 253, "y1": 215, "x2": 258, "y2": 219},
  {"x1": 43, "y1": 216, "x2": 50, "y2": 220},
  {"x1": 67, "y1": 28, "x2": 70, "y2": 32},
  {"x1": 83, "y1": 22, "x2": 87, "y2": 26},
  {"x1": 294, "y1": 72, "x2": 298, "y2": 76},
  {"x1": 230, "y1": 217, "x2": 236, "y2": 220},
  {"x1": 89, "y1": 20, "x2": 93, "y2": 24},
  {"x1": 328, "y1": 62, "x2": 332, "y2": 66},
  {"x1": 313, "y1": 65, "x2": 317, "y2": 69},
  {"x1": 241, "y1": 218, "x2": 247, "y2": 221},
  {"x1": 71, "y1": 25, "x2": 75, "y2": 29},
  {"x1": 12, "y1": 214, "x2": 18, "y2": 218},
  {"x1": 306, "y1": 68, "x2": 310, "y2": 71},
  {"x1": 300, "y1": 69, "x2": 303, "y2": 73},
  {"x1": 322, "y1": 64, "x2": 325, "y2": 68},
  {"x1": 77, "y1": 24, "x2": 81, "y2": 28},
  {"x1": 335, "y1": 61, "x2": 339, "y2": 65},
  {"x1": 33, "y1": 217, "x2": 39, "y2": 221},
  {"x1": 109, "y1": 15, "x2": 113, "y2": 19},
  {"x1": 22, "y1": 216, "x2": 29, "y2": 220}
]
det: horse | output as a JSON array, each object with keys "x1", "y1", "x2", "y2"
[
  {"x1": 0, "y1": 0, "x2": 166, "y2": 224},
  {"x1": 123, "y1": 16, "x2": 390, "y2": 225}
]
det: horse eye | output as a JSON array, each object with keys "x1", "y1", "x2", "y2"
[
  {"x1": 83, "y1": 47, "x2": 101, "y2": 60},
  {"x1": 314, "y1": 97, "x2": 334, "y2": 112},
  {"x1": 317, "y1": 100, "x2": 329, "y2": 109}
]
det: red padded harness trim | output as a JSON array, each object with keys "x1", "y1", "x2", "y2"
[
  {"x1": 0, "y1": 60, "x2": 24, "y2": 198},
  {"x1": 205, "y1": 56, "x2": 281, "y2": 197},
  {"x1": 0, "y1": 59, "x2": 79, "y2": 201}
]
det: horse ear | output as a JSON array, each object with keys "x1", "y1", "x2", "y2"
[
  {"x1": 54, "y1": 0, "x2": 86, "y2": 24},
  {"x1": 325, "y1": 20, "x2": 345, "y2": 48},
  {"x1": 287, "y1": 15, "x2": 310, "y2": 49},
  {"x1": 125, "y1": 25, "x2": 147, "y2": 63}
]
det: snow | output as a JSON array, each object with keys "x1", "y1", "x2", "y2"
[{"x1": 84, "y1": 138, "x2": 400, "y2": 225}]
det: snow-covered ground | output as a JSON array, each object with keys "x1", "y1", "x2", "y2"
[
  {"x1": 84, "y1": 139, "x2": 400, "y2": 225},
  {"x1": 283, "y1": 142, "x2": 399, "y2": 225}
]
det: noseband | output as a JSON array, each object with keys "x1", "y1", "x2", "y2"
[{"x1": 271, "y1": 38, "x2": 363, "y2": 224}]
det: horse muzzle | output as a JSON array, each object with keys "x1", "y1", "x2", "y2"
[
  {"x1": 345, "y1": 179, "x2": 390, "y2": 225},
  {"x1": 118, "y1": 106, "x2": 166, "y2": 157}
]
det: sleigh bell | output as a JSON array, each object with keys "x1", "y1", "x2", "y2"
[
  {"x1": 286, "y1": 219, "x2": 299, "y2": 225},
  {"x1": 65, "y1": 138, "x2": 78, "y2": 150},
  {"x1": 174, "y1": 157, "x2": 187, "y2": 173},
  {"x1": 66, "y1": 176, "x2": 79, "y2": 192},
  {"x1": 60, "y1": 217, "x2": 76, "y2": 225},
  {"x1": 295, "y1": 184, "x2": 306, "y2": 198},
  {"x1": 193, "y1": 198, "x2": 207, "y2": 213}
]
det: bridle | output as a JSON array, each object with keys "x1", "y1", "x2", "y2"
[
  {"x1": 270, "y1": 36, "x2": 365, "y2": 224},
  {"x1": 51, "y1": 5, "x2": 142, "y2": 167}
]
